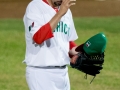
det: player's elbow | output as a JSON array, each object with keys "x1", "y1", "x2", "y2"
[{"x1": 33, "y1": 34, "x2": 43, "y2": 44}]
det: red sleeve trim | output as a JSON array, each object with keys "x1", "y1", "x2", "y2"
[
  {"x1": 69, "y1": 41, "x2": 77, "y2": 58},
  {"x1": 33, "y1": 23, "x2": 54, "y2": 44},
  {"x1": 69, "y1": 41, "x2": 77, "y2": 50}
]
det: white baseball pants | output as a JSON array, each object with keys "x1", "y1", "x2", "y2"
[{"x1": 25, "y1": 66, "x2": 70, "y2": 90}]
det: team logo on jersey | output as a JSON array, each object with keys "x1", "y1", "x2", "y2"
[
  {"x1": 29, "y1": 22, "x2": 34, "y2": 31},
  {"x1": 54, "y1": 21, "x2": 70, "y2": 35}
]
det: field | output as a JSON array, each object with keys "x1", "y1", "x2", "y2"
[
  {"x1": 0, "y1": 17, "x2": 120, "y2": 90},
  {"x1": 0, "y1": 0, "x2": 120, "y2": 90}
]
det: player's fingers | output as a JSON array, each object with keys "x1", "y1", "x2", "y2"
[
  {"x1": 68, "y1": 0, "x2": 76, "y2": 7},
  {"x1": 63, "y1": 0, "x2": 76, "y2": 7},
  {"x1": 70, "y1": 0, "x2": 76, "y2": 3},
  {"x1": 70, "y1": 55, "x2": 78, "y2": 64},
  {"x1": 63, "y1": 0, "x2": 76, "y2": 3},
  {"x1": 69, "y1": 2, "x2": 76, "y2": 7}
]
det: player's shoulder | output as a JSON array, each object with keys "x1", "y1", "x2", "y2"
[
  {"x1": 65, "y1": 9, "x2": 73, "y2": 17},
  {"x1": 27, "y1": 0, "x2": 43, "y2": 9},
  {"x1": 68, "y1": 9, "x2": 71, "y2": 12},
  {"x1": 67, "y1": 9, "x2": 72, "y2": 14}
]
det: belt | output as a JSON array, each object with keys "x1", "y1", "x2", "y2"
[{"x1": 29, "y1": 65, "x2": 66, "y2": 69}]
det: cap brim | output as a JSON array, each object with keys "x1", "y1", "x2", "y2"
[{"x1": 75, "y1": 44, "x2": 84, "y2": 52}]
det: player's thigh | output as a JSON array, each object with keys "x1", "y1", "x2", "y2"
[{"x1": 25, "y1": 67, "x2": 70, "y2": 90}]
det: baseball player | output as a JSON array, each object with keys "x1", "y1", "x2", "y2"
[{"x1": 23, "y1": 0, "x2": 78, "y2": 90}]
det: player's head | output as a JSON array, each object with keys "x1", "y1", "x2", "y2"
[{"x1": 51, "y1": 0, "x2": 62, "y2": 7}]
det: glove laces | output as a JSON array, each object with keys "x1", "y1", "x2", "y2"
[{"x1": 84, "y1": 74, "x2": 96, "y2": 84}]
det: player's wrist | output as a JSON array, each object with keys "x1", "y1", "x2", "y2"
[
  {"x1": 69, "y1": 46, "x2": 78, "y2": 55},
  {"x1": 56, "y1": 11, "x2": 64, "y2": 17}
]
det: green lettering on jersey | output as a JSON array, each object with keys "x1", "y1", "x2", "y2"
[
  {"x1": 56, "y1": 22, "x2": 60, "y2": 32},
  {"x1": 64, "y1": 24, "x2": 67, "y2": 34},
  {"x1": 61, "y1": 21, "x2": 64, "y2": 32},
  {"x1": 54, "y1": 21, "x2": 70, "y2": 36}
]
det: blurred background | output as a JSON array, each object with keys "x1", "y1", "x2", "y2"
[
  {"x1": 0, "y1": 0, "x2": 120, "y2": 18},
  {"x1": 0, "y1": 0, "x2": 120, "y2": 90}
]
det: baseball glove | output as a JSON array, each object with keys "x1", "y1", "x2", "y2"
[
  {"x1": 70, "y1": 50, "x2": 104, "y2": 83},
  {"x1": 70, "y1": 33, "x2": 107, "y2": 83}
]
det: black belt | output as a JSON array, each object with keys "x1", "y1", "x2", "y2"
[{"x1": 29, "y1": 65, "x2": 66, "y2": 69}]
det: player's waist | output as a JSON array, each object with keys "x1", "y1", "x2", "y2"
[{"x1": 28, "y1": 65, "x2": 67, "y2": 69}]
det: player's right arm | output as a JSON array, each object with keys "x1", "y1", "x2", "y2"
[
  {"x1": 49, "y1": 0, "x2": 76, "y2": 31},
  {"x1": 33, "y1": 0, "x2": 76, "y2": 44}
]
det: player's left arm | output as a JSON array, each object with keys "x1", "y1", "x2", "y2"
[
  {"x1": 69, "y1": 41, "x2": 78, "y2": 58},
  {"x1": 69, "y1": 42, "x2": 85, "y2": 64}
]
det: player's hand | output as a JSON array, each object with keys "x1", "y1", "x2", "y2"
[
  {"x1": 58, "y1": 0, "x2": 76, "y2": 16},
  {"x1": 70, "y1": 54, "x2": 78, "y2": 64}
]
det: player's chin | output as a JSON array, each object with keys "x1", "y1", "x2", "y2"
[{"x1": 54, "y1": 1, "x2": 62, "y2": 6}]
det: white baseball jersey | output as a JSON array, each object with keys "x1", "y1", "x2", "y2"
[{"x1": 23, "y1": 0, "x2": 78, "y2": 67}]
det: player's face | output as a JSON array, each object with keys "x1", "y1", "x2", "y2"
[{"x1": 51, "y1": 0, "x2": 62, "y2": 7}]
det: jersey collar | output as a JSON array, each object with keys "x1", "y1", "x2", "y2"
[
  {"x1": 43, "y1": 0, "x2": 49, "y2": 5},
  {"x1": 42, "y1": 0, "x2": 59, "y2": 12}
]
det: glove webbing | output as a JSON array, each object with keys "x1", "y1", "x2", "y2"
[
  {"x1": 83, "y1": 53, "x2": 104, "y2": 84},
  {"x1": 87, "y1": 53, "x2": 104, "y2": 61}
]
